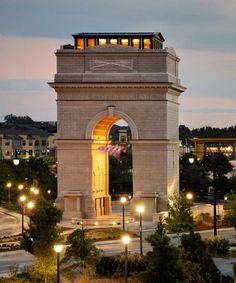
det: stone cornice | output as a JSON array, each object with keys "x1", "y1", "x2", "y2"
[{"x1": 49, "y1": 82, "x2": 186, "y2": 93}]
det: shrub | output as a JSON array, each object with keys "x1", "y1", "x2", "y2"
[
  {"x1": 205, "y1": 237, "x2": 230, "y2": 257},
  {"x1": 96, "y1": 254, "x2": 147, "y2": 277}
]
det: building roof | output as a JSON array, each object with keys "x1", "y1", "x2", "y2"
[
  {"x1": 73, "y1": 32, "x2": 165, "y2": 41},
  {"x1": 191, "y1": 137, "x2": 236, "y2": 143}
]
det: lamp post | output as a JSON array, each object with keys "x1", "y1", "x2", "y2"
[
  {"x1": 122, "y1": 235, "x2": 130, "y2": 283},
  {"x1": 186, "y1": 192, "x2": 193, "y2": 213},
  {"x1": 213, "y1": 170, "x2": 217, "y2": 237},
  {"x1": 19, "y1": 195, "x2": 26, "y2": 235},
  {"x1": 136, "y1": 205, "x2": 144, "y2": 256},
  {"x1": 6, "y1": 182, "x2": 12, "y2": 202},
  {"x1": 120, "y1": 196, "x2": 127, "y2": 232},
  {"x1": 27, "y1": 201, "x2": 34, "y2": 227},
  {"x1": 54, "y1": 244, "x2": 63, "y2": 283},
  {"x1": 13, "y1": 150, "x2": 20, "y2": 166},
  {"x1": 18, "y1": 184, "x2": 24, "y2": 191}
]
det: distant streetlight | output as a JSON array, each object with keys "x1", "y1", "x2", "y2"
[
  {"x1": 6, "y1": 182, "x2": 12, "y2": 202},
  {"x1": 18, "y1": 184, "x2": 24, "y2": 191},
  {"x1": 136, "y1": 205, "x2": 144, "y2": 255},
  {"x1": 30, "y1": 187, "x2": 35, "y2": 193},
  {"x1": 13, "y1": 150, "x2": 20, "y2": 166},
  {"x1": 120, "y1": 196, "x2": 127, "y2": 231},
  {"x1": 33, "y1": 188, "x2": 39, "y2": 195},
  {"x1": 19, "y1": 195, "x2": 26, "y2": 234},
  {"x1": 186, "y1": 192, "x2": 193, "y2": 213},
  {"x1": 122, "y1": 235, "x2": 130, "y2": 283},
  {"x1": 27, "y1": 201, "x2": 35, "y2": 227},
  {"x1": 188, "y1": 156, "x2": 194, "y2": 164},
  {"x1": 54, "y1": 244, "x2": 63, "y2": 283}
]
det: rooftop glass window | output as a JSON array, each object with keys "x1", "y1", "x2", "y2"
[
  {"x1": 99, "y1": 38, "x2": 106, "y2": 45},
  {"x1": 77, "y1": 39, "x2": 84, "y2": 50},
  {"x1": 132, "y1": 38, "x2": 140, "y2": 48},
  {"x1": 144, "y1": 38, "x2": 151, "y2": 49},
  {"x1": 110, "y1": 39, "x2": 118, "y2": 45},
  {"x1": 121, "y1": 39, "x2": 129, "y2": 46},
  {"x1": 87, "y1": 39, "x2": 95, "y2": 47}
]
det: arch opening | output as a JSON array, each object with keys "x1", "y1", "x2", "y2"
[{"x1": 91, "y1": 116, "x2": 133, "y2": 217}]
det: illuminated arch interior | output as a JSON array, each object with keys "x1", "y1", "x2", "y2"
[{"x1": 91, "y1": 115, "x2": 128, "y2": 217}]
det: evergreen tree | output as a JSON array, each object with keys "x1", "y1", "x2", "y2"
[
  {"x1": 139, "y1": 230, "x2": 185, "y2": 283},
  {"x1": 180, "y1": 232, "x2": 222, "y2": 283}
]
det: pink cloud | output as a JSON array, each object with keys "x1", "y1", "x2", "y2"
[
  {"x1": 0, "y1": 35, "x2": 68, "y2": 80},
  {"x1": 180, "y1": 111, "x2": 236, "y2": 129},
  {"x1": 180, "y1": 96, "x2": 236, "y2": 110}
]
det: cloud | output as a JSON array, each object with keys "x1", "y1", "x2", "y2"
[
  {"x1": 0, "y1": 35, "x2": 66, "y2": 80},
  {"x1": 180, "y1": 96, "x2": 236, "y2": 128},
  {"x1": 0, "y1": 1, "x2": 235, "y2": 51}
]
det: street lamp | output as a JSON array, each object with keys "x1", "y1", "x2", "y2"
[
  {"x1": 27, "y1": 201, "x2": 34, "y2": 227},
  {"x1": 18, "y1": 184, "x2": 24, "y2": 191},
  {"x1": 13, "y1": 150, "x2": 20, "y2": 166},
  {"x1": 136, "y1": 205, "x2": 144, "y2": 255},
  {"x1": 6, "y1": 182, "x2": 12, "y2": 202},
  {"x1": 19, "y1": 195, "x2": 26, "y2": 235},
  {"x1": 120, "y1": 196, "x2": 127, "y2": 231},
  {"x1": 213, "y1": 170, "x2": 217, "y2": 236},
  {"x1": 54, "y1": 244, "x2": 63, "y2": 283},
  {"x1": 186, "y1": 192, "x2": 193, "y2": 213},
  {"x1": 122, "y1": 235, "x2": 130, "y2": 283}
]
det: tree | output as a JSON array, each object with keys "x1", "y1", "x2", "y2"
[
  {"x1": 139, "y1": 229, "x2": 185, "y2": 283},
  {"x1": 21, "y1": 196, "x2": 62, "y2": 283},
  {"x1": 228, "y1": 175, "x2": 236, "y2": 193},
  {"x1": 21, "y1": 196, "x2": 62, "y2": 255},
  {"x1": 165, "y1": 193, "x2": 194, "y2": 234},
  {"x1": 180, "y1": 232, "x2": 222, "y2": 283},
  {"x1": 201, "y1": 153, "x2": 233, "y2": 196},
  {"x1": 4, "y1": 114, "x2": 34, "y2": 124},
  {"x1": 224, "y1": 194, "x2": 236, "y2": 228},
  {"x1": 64, "y1": 229, "x2": 100, "y2": 269}
]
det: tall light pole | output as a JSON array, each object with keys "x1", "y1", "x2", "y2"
[
  {"x1": 213, "y1": 170, "x2": 217, "y2": 236},
  {"x1": 136, "y1": 205, "x2": 144, "y2": 256},
  {"x1": 122, "y1": 235, "x2": 130, "y2": 283},
  {"x1": 27, "y1": 201, "x2": 34, "y2": 228},
  {"x1": 6, "y1": 182, "x2": 12, "y2": 202},
  {"x1": 120, "y1": 196, "x2": 127, "y2": 232},
  {"x1": 19, "y1": 195, "x2": 26, "y2": 235},
  {"x1": 186, "y1": 192, "x2": 193, "y2": 213},
  {"x1": 54, "y1": 244, "x2": 63, "y2": 283}
]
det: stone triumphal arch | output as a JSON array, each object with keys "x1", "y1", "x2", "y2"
[{"x1": 50, "y1": 32, "x2": 186, "y2": 220}]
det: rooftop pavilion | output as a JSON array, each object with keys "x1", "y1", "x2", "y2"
[{"x1": 72, "y1": 32, "x2": 165, "y2": 50}]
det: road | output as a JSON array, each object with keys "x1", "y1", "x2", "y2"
[
  {"x1": 0, "y1": 209, "x2": 236, "y2": 277},
  {"x1": 0, "y1": 209, "x2": 21, "y2": 237},
  {"x1": 0, "y1": 250, "x2": 34, "y2": 277}
]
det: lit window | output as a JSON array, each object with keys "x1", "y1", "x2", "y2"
[
  {"x1": 144, "y1": 38, "x2": 151, "y2": 49},
  {"x1": 110, "y1": 39, "x2": 117, "y2": 45},
  {"x1": 99, "y1": 38, "x2": 106, "y2": 45},
  {"x1": 132, "y1": 38, "x2": 140, "y2": 48},
  {"x1": 77, "y1": 39, "x2": 84, "y2": 50},
  {"x1": 121, "y1": 39, "x2": 129, "y2": 46},
  {"x1": 88, "y1": 39, "x2": 95, "y2": 47}
]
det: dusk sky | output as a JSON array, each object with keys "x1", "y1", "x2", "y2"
[{"x1": 0, "y1": 0, "x2": 235, "y2": 129}]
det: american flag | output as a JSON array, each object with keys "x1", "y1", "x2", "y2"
[{"x1": 98, "y1": 145, "x2": 126, "y2": 159}]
